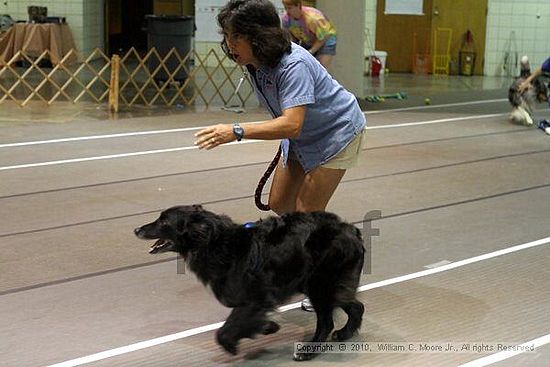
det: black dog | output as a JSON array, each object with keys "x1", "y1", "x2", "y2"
[{"x1": 134, "y1": 205, "x2": 365, "y2": 361}]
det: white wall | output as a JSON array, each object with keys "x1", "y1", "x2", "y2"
[
  {"x1": 364, "y1": 0, "x2": 377, "y2": 56},
  {"x1": 484, "y1": 0, "x2": 550, "y2": 76}
]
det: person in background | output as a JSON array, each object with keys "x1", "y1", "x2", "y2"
[
  {"x1": 194, "y1": 0, "x2": 366, "y2": 312},
  {"x1": 281, "y1": 0, "x2": 337, "y2": 69},
  {"x1": 518, "y1": 56, "x2": 550, "y2": 93}
]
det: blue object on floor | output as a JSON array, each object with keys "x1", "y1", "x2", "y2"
[{"x1": 537, "y1": 119, "x2": 550, "y2": 135}]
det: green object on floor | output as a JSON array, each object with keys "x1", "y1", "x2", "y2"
[{"x1": 365, "y1": 91, "x2": 407, "y2": 103}]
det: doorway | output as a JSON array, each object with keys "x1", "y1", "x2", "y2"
[
  {"x1": 431, "y1": 0, "x2": 487, "y2": 76},
  {"x1": 375, "y1": 0, "x2": 487, "y2": 75},
  {"x1": 106, "y1": 0, "x2": 154, "y2": 55}
]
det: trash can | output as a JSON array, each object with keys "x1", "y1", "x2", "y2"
[
  {"x1": 145, "y1": 15, "x2": 194, "y2": 83},
  {"x1": 369, "y1": 50, "x2": 387, "y2": 76}
]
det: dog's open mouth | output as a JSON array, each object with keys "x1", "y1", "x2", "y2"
[{"x1": 149, "y1": 239, "x2": 173, "y2": 254}]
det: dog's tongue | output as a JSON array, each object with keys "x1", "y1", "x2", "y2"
[{"x1": 149, "y1": 239, "x2": 168, "y2": 254}]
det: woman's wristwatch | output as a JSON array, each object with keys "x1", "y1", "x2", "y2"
[{"x1": 232, "y1": 123, "x2": 244, "y2": 141}]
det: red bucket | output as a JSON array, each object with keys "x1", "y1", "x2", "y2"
[{"x1": 371, "y1": 56, "x2": 382, "y2": 76}]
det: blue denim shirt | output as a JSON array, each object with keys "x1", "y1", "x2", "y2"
[{"x1": 247, "y1": 43, "x2": 366, "y2": 172}]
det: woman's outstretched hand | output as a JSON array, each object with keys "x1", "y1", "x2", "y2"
[{"x1": 194, "y1": 124, "x2": 235, "y2": 150}]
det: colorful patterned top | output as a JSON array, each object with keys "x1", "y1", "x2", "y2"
[{"x1": 282, "y1": 6, "x2": 337, "y2": 49}]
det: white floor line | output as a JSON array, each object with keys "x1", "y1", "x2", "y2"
[
  {"x1": 366, "y1": 98, "x2": 506, "y2": 114},
  {"x1": 46, "y1": 236, "x2": 550, "y2": 367},
  {"x1": 367, "y1": 113, "x2": 505, "y2": 130},
  {"x1": 457, "y1": 333, "x2": 550, "y2": 367},
  {"x1": 0, "y1": 99, "x2": 506, "y2": 149},
  {"x1": 0, "y1": 146, "x2": 198, "y2": 171},
  {"x1": 0, "y1": 113, "x2": 505, "y2": 172},
  {"x1": 47, "y1": 322, "x2": 225, "y2": 367},
  {"x1": 0, "y1": 140, "x2": 259, "y2": 172},
  {"x1": 357, "y1": 236, "x2": 549, "y2": 292},
  {"x1": 0, "y1": 127, "x2": 205, "y2": 148}
]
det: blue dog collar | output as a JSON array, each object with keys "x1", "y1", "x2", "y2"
[{"x1": 243, "y1": 222, "x2": 256, "y2": 229}]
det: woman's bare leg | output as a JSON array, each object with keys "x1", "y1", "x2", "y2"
[
  {"x1": 295, "y1": 166, "x2": 345, "y2": 212},
  {"x1": 268, "y1": 158, "x2": 305, "y2": 215}
]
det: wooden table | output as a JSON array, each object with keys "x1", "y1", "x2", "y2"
[{"x1": 0, "y1": 23, "x2": 77, "y2": 66}]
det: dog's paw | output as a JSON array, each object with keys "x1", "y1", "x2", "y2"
[
  {"x1": 331, "y1": 329, "x2": 354, "y2": 342},
  {"x1": 216, "y1": 331, "x2": 239, "y2": 355},
  {"x1": 261, "y1": 321, "x2": 280, "y2": 335},
  {"x1": 293, "y1": 351, "x2": 315, "y2": 361},
  {"x1": 219, "y1": 339, "x2": 238, "y2": 355}
]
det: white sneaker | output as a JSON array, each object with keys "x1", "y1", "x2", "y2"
[{"x1": 301, "y1": 297, "x2": 315, "y2": 312}]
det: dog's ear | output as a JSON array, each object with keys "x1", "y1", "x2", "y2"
[
  {"x1": 185, "y1": 213, "x2": 214, "y2": 244},
  {"x1": 174, "y1": 211, "x2": 208, "y2": 235},
  {"x1": 190, "y1": 221, "x2": 210, "y2": 237},
  {"x1": 173, "y1": 206, "x2": 203, "y2": 234},
  {"x1": 176, "y1": 215, "x2": 188, "y2": 234}
]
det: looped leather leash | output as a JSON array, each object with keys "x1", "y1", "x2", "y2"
[{"x1": 254, "y1": 147, "x2": 281, "y2": 211}]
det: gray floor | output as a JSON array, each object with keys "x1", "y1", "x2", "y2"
[{"x1": 0, "y1": 74, "x2": 549, "y2": 367}]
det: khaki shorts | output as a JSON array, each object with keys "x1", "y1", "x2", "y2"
[{"x1": 322, "y1": 129, "x2": 366, "y2": 170}]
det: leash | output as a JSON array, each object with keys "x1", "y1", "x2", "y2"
[{"x1": 254, "y1": 147, "x2": 281, "y2": 211}]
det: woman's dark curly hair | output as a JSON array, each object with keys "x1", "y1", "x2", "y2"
[{"x1": 218, "y1": 0, "x2": 291, "y2": 68}]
